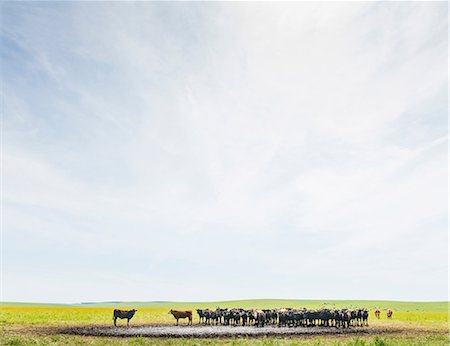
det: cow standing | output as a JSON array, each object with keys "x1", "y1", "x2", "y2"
[
  {"x1": 169, "y1": 309, "x2": 192, "y2": 325},
  {"x1": 387, "y1": 309, "x2": 393, "y2": 318},
  {"x1": 362, "y1": 309, "x2": 369, "y2": 326},
  {"x1": 196, "y1": 309, "x2": 206, "y2": 324},
  {"x1": 374, "y1": 308, "x2": 380, "y2": 319},
  {"x1": 254, "y1": 309, "x2": 266, "y2": 327},
  {"x1": 113, "y1": 309, "x2": 137, "y2": 327}
]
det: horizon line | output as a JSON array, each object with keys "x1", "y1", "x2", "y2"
[{"x1": 1, "y1": 298, "x2": 448, "y2": 306}]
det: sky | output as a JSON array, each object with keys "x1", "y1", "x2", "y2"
[{"x1": 1, "y1": 2, "x2": 448, "y2": 304}]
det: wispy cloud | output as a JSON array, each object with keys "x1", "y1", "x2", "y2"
[{"x1": 1, "y1": 2, "x2": 447, "y2": 303}]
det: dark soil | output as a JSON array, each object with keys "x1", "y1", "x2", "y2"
[{"x1": 57, "y1": 325, "x2": 385, "y2": 338}]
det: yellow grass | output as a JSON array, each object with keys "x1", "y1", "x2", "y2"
[{"x1": 0, "y1": 302, "x2": 448, "y2": 345}]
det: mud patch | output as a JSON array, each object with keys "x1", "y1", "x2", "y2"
[{"x1": 58, "y1": 325, "x2": 377, "y2": 338}]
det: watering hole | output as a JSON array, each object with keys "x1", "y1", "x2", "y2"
[{"x1": 56, "y1": 324, "x2": 413, "y2": 338}]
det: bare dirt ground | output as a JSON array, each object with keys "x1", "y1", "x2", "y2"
[{"x1": 55, "y1": 324, "x2": 422, "y2": 338}]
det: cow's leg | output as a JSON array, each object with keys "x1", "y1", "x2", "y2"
[
  {"x1": 176, "y1": 318, "x2": 179, "y2": 326},
  {"x1": 114, "y1": 317, "x2": 117, "y2": 327}
]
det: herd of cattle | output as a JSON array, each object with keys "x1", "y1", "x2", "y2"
[
  {"x1": 113, "y1": 307, "x2": 393, "y2": 328},
  {"x1": 194, "y1": 307, "x2": 369, "y2": 328}
]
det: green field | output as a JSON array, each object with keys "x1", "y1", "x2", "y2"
[{"x1": 1, "y1": 299, "x2": 448, "y2": 345}]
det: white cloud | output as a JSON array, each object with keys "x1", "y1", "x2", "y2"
[{"x1": 2, "y1": 2, "x2": 447, "y2": 302}]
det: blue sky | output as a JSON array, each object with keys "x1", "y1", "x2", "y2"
[{"x1": 1, "y1": 2, "x2": 448, "y2": 303}]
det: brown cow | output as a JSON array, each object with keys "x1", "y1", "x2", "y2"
[
  {"x1": 386, "y1": 309, "x2": 393, "y2": 318},
  {"x1": 169, "y1": 309, "x2": 192, "y2": 325},
  {"x1": 374, "y1": 308, "x2": 380, "y2": 319},
  {"x1": 113, "y1": 309, "x2": 137, "y2": 327}
]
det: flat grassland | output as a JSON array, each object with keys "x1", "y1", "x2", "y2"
[{"x1": 1, "y1": 300, "x2": 448, "y2": 345}]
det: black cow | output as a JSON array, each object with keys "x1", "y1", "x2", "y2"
[
  {"x1": 254, "y1": 310, "x2": 266, "y2": 327},
  {"x1": 319, "y1": 309, "x2": 333, "y2": 327},
  {"x1": 113, "y1": 309, "x2": 137, "y2": 327},
  {"x1": 362, "y1": 309, "x2": 369, "y2": 326},
  {"x1": 196, "y1": 309, "x2": 207, "y2": 324}
]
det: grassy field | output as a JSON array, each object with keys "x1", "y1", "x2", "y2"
[{"x1": 1, "y1": 300, "x2": 448, "y2": 345}]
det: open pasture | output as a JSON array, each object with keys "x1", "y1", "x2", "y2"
[{"x1": 0, "y1": 300, "x2": 448, "y2": 345}]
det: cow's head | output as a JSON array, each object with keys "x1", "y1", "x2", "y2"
[{"x1": 168, "y1": 309, "x2": 173, "y2": 314}]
